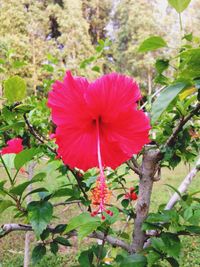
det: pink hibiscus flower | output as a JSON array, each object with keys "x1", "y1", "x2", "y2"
[
  {"x1": 47, "y1": 71, "x2": 150, "y2": 216},
  {"x1": 0, "y1": 138, "x2": 23, "y2": 155}
]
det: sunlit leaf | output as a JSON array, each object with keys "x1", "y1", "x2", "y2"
[{"x1": 138, "y1": 36, "x2": 167, "y2": 53}]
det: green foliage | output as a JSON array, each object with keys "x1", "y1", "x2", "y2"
[
  {"x1": 4, "y1": 76, "x2": 26, "y2": 103},
  {"x1": 0, "y1": 199, "x2": 14, "y2": 213},
  {"x1": 155, "y1": 59, "x2": 169, "y2": 73},
  {"x1": 65, "y1": 212, "x2": 101, "y2": 240},
  {"x1": 78, "y1": 249, "x2": 94, "y2": 267},
  {"x1": 138, "y1": 36, "x2": 167, "y2": 53},
  {"x1": 32, "y1": 244, "x2": 46, "y2": 265},
  {"x1": 119, "y1": 254, "x2": 147, "y2": 267},
  {"x1": 9, "y1": 172, "x2": 46, "y2": 196},
  {"x1": 151, "y1": 82, "x2": 187, "y2": 122},
  {"x1": 0, "y1": 1, "x2": 200, "y2": 267},
  {"x1": 14, "y1": 148, "x2": 41, "y2": 170},
  {"x1": 168, "y1": 0, "x2": 191, "y2": 13},
  {"x1": 27, "y1": 200, "x2": 53, "y2": 238}
]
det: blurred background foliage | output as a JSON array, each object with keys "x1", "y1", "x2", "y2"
[{"x1": 1, "y1": 0, "x2": 200, "y2": 95}]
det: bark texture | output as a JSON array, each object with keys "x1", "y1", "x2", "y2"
[{"x1": 131, "y1": 146, "x2": 161, "y2": 253}]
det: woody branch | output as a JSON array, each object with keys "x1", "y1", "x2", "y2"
[{"x1": 0, "y1": 224, "x2": 130, "y2": 252}]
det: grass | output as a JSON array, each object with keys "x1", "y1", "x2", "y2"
[{"x1": 0, "y1": 162, "x2": 200, "y2": 267}]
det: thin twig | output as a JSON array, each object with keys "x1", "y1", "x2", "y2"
[
  {"x1": 165, "y1": 103, "x2": 200, "y2": 147},
  {"x1": 23, "y1": 114, "x2": 56, "y2": 154},
  {"x1": 126, "y1": 160, "x2": 141, "y2": 176}
]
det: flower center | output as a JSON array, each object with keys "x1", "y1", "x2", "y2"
[
  {"x1": 96, "y1": 117, "x2": 105, "y2": 212},
  {"x1": 90, "y1": 117, "x2": 113, "y2": 219}
]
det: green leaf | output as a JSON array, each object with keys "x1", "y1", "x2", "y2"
[
  {"x1": 14, "y1": 148, "x2": 41, "y2": 170},
  {"x1": 152, "y1": 233, "x2": 181, "y2": 259},
  {"x1": 154, "y1": 74, "x2": 170, "y2": 85},
  {"x1": 14, "y1": 104, "x2": 34, "y2": 113},
  {"x1": 155, "y1": 59, "x2": 169, "y2": 73},
  {"x1": 54, "y1": 236, "x2": 71, "y2": 246},
  {"x1": 166, "y1": 257, "x2": 180, "y2": 267},
  {"x1": 161, "y1": 233, "x2": 181, "y2": 259},
  {"x1": 27, "y1": 201, "x2": 53, "y2": 238},
  {"x1": 4, "y1": 76, "x2": 26, "y2": 103},
  {"x1": 23, "y1": 187, "x2": 49, "y2": 201},
  {"x1": 92, "y1": 66, "x2": 100, "y2": 73},
  {"x1": 179, "y1": 48, "x2": 200, "y2": 80},
  {"x1": 184, "y1": 225, "x2": 200, "y2": 234},
  {"x1": 10, "y1": 173, "x2": 45, "y2": 196},
  {"x1": 50, "y1": 241, "x2": 59, "y2": 255},
  {"x1": 138, "y1": 36, "x2": 167, "y2": 53},
  {"x1": 10, "y1": 181, "x2": 34, "y2": 196},
  {"x1": 32, "y1": 172, "x2": 46, "y2": 182},
  {"x1": 53, "y1": 224, "x2": 67, "y2": 234},
  {"x1": 32, "y1": 244, "x2": 46, "y2": 265},
  {"x1": 168, "y1": 0, "x2": 191, "y2": 13},
  {"x1": 151, "y1": 82, "x2": 187, "y2": 123},
  {"x1": 64, "y1": 212, "x2": 101, "y2": 234},
  {"x1": 147, "y1": 250, "x2": 161, "y2": 267},
  {"x1": 12, "y1": 60, "x2": 27, "y2": 69},
  {"x1": 0, "y1": 199, "x2": 14, "y2": 213},
  {"x1": 183, "y1": 33, "x2": 193, "y2": 42},
  {"x1": 1, "y1": 154, "x2": 15, "y2": 170},
  {"x1": 0, "y1": 122, "x2": 25, "y2": 132},
  {"x1": 121, "y1": 199, "x2": 129, "y2": 208},
  {"x1": 52, "y1": 188, "x2": 75, "y2": 198},
  {"x1": 78, "y1": 222, "x2": 100, "y2": 241},
  {"x1": 78, "y1": 249, "x2": 94, "y2": 267},
  {"x1": 0, "y1": 180, "x2": 6, "y2": 190},
  {"x1": 120, "y1": 254, "x2": 147, "y2": 267}
]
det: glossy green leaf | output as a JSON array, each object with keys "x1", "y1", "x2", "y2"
[
  {"x1": 4, "y1": 76, "x2": 26, "y2": 103},
  {"x1": 168, "y1": 0, "x2": 191, "y2": 13},
  {"x1": 147, "y1": 250, "x2": 161, "y2": 267},
  {"x1": 14, "y1": 104, "x2": 34, "y2": 112},
  {"x1": 23, "y1": 187, "x2": 49, "y2": 201},
  {"x1": 151, "y1": 82, "x2": 186, "y2": 123},
  {"x1": 50, "y1": 241, "x2": 59, "y2": 255},
  {"x1": 152, "y1": 233, "x2": 181, "y2": 259},
  {"x1": 138, "y1": 36, "x2": 167, "y2": 53},
  {"x1": 14, "y1": 148, "x2": 41, "y2": 170},
  {"x1": 27, "y1": 201, "x2": 53, "y2": 238},
  {"x1": 54, "y1": 236, "x2": 71, "y2": 246},
  {"x1": 120, "y1": 254, "x2": 147, "y2": 267},
  {"x1": 64, "y1": 212, "x2": 101, "y2": 234},
  {"x1": 10, "y1": 173, "x2": 46, "y2": 196},
  {"x1": 32, "y1": 244, "x2": 46, "y2": 265},
  {"x1": 155, "y1": 59, "x2": 169, "y2": 73},
  {"x1": 78, "y1": 249, "x2": 94, "y2": 267}
]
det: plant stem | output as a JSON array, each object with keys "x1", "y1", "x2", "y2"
[
  {"x1": 12, "y1": 169, "x2": 19, "y2": 184},
  {"x1": 0, "y1": 154, "x2": 13, "y2": 185},
  {"x1": 179, "y1": 12, "x2": 183, "y2": 33}
]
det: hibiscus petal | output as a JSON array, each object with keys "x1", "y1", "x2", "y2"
[
  {"x1": 48, "y1": 71, "x2": 150, "y2": 171},
  {"x1": 85, "y1": 73, "x2": 141, "y2": 123}
]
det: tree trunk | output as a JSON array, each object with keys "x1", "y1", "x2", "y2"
[{"x1": 130, "y1": 147, "x2": 161, "y2": 253}]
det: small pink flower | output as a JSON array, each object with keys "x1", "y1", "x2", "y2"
[
  {"x1": 124, "y1": 187, "x2": 138, "y2": 201},
  {"x1": 49, "y1": 133, "x2": 56, "y2": 140},
  {"x1": 0, "y1": 138, "x2": 23, "y2": 155}
]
